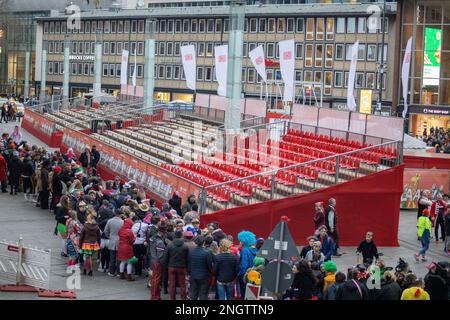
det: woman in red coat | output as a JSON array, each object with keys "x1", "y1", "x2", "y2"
[
  {"x1": 0, "y1": 154, "x2": 7, "y2": 193},
  {"x1": 118, "y1": 218, "x2": 136, "y2": 281},
  {"x1": 313, "y1": 202, "x2": 325, "y2": 235}
]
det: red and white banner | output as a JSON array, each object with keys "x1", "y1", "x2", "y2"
[
  {"x1": 180, "y1": 45, "x2": 197, "y2": 91},
  {"x1": 346, "y1": 41, "x2": 359, "y2": 111},
  {"x1": 214, "y1": 45, "x2": 228, "y2": 97},
  {"x1": 249, "y1": 45, "x2": 267, "y2": 83},
  {"x1": 278, "y1": 39, "x2": 295, "y2": 102},
  {"x1": 120, "y1": 49, "x2": 129, "y2": 85},
  {"x1": 402, "y1": 37, "x2": 413, "y2": 118}
]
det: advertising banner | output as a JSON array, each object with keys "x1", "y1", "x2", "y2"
[
  {"x1": 346, "y1": 41, "x2": 359, "y2": 112},
  {"x1": 402, "y1": 37, "x2": 413, "y2": 118},
  {"x1": 359, "y1": 89, "x2": 372, "y2": 114},
  {"x1": 22, "y1": 109, "x2": 55, "y2": 137},
  {"x1": 249, "y1": 45, "x2": 267, "y2": 82},
  {"x1": 214, "y1": 45, "x2": 228, "y2": 97},
  {"x1": 278, "y1": 39, "x2": 295, "y2": 102},
  {"x1": 401, "y1": 168, "x2": 450, "y2": 209},
  {"x1": 180, "y1": 45, "x2": 197, "y2": 91},
  {"x1": 423, "y1": 28, "x2": 442, "y2": 86},
  {"x1": 120, "y1": 49, "x2": 129, "y2": 85}
]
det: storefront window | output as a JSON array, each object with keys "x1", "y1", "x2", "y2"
[{"x1": 439, "y1": 79, "x2": 450, "y2": 104}]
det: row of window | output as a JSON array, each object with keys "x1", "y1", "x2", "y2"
[
  {"x1": 45, "y1": 41, "x2": 146, "y2": 56},
  {"x1": 43, "y1": 16, "x2": 389, "y2": 36},
  {"x1": 47, "y1": 61, "x2": 145, "y2": 78},
  {"x1": 43, "y1": 20, "x2": 146, "y2": 34}
]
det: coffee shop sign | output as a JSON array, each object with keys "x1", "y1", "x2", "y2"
[{"x1": 69, "y1": 55, "x2": 95, "y2": 61}]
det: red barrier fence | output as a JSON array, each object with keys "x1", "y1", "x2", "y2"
[
  {"x1": 404, "y1": 154, "x2": 450, "y2": 169},
  {"x1": 21, "y1": 110, "x2": 62, "y2": 148},
  {"x1": 201, "y1": 165, "x2": 404, "y2": 247}
]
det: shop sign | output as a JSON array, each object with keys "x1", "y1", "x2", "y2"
[{"x1": 69, "y1": 55, "x2": 95, "y2": 61}]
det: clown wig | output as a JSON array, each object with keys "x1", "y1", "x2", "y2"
[{"x1": 237, "y1": 231, "x2": 257, "y2": 247}]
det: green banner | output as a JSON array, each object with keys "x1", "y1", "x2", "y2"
[{"x1": 423, "y1": 27, "x2": 442, "y2": 86}]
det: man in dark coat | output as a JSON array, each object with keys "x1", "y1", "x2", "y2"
[
  {"x1": 7, "y1": 152, "x2": 22, "y2": 195},
  {"x1": 325, "y1": 198, "x2": 341, "y2": 256},
  {"x1": 0, "y1": 153, "x2": 8, "y2": 192},
  {"x1": 424, "y1": 262, "x2": 449, "y2": 300},
  {"x1": 163, "y1": 230, "x2": 189, "y2": 300},
  {"x1": 20, "y1": 153, "x2": 35, "y2": 195},
  {"x1": 91, "y1": 145, "x2": 101, "y2": 176},
  {"x1": 187, "y1": 235, "x2": 213, "y2": 300},
  {"x1": 39, "y1": 160, "x2": 51, "y2": 209},
  {"x1": 373, "y1": 271, "x2": 402, "y2": 300},
  {"x1": 335, "y1": 268, "x2": 369, "y2": 300}
]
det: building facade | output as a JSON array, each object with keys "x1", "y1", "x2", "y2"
[
  {"x1": 397, "y1": 0, "x2": 450, "y2": 135},
  {"x1": 35, "y1": 0, "x2": 398, "y2": 112}
]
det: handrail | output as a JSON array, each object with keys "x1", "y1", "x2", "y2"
[{"x1": 202, "y1": 140, "x2": 402, "y2": 190}]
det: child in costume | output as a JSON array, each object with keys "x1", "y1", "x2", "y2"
[
  {"x1": 237, "y1": 230, "x2": 258, "y2": 300},
  {"x1": 323, "y1": 260, "x2": 337, "y2": 293},
  {"x1": 65, "y1": 210, "x2": 81, "y2": 272},
  {"x1": 79, "y1": 214, "x2": 101, "y2": 276}
]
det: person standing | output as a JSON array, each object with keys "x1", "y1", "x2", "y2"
[
  {"x1": 79, "y1": 147, "x2": 91, "y2": 176},
  {"x1": 325, "y1": 198, "x2": 341, "y2": 256},
  {"x1": 169, "y1": 191, "x2": 182, "y2": 217},
  {"x1": 214, "y1": 239, "x2": 240, "y2": 300},
  {"x1": 431, "y1": 194, "x2": 448, "y2": 242},
  {"x1": 131, "y1": 215, "x2": 149, "y2": 277},
  {"x1": 0, "y1": 153, "x2": 8, "y2": 193},
  {"x1": 11, "y1": 126, "x2": 22, "y2": 145},
  {"x1": 313, "y1": 202, "x2": 325, "y2": 234},
  {"x1": 7, "y1": 151, "x2": 21, "y2": 195},
  {"x1": 417, "y1": 190, "x2": 432, "y2": 219},
  {"x1": 316, "y1": 226, "x2": 335, "y2": 262},
  {"x1": 163, "y1": 230, "x2": 189, "y2": 300},
  {"x1": 445, "y1": 207, "x2": 450, "y2": 255},
  {"x1": 90, "y1": 145, "x2": 101, "y2": 176},
  {"x1": 335, "y1": 268, "x2": 369, "y2": 300},
  {"x1": 149, "y1": 226, "x2": 167, "y2": 300},
  {"x1": 415, "y1": 209, "x2": 433, "y2": 262},
  {"x1": 38, "y1": 160, "x2": 51, "y2": 209},
  {"x1": 65, "y1": 210, "x2": 81, "y2": 272},
  {"x1": 237, "y1": 231, "x2": 258, "y2": 300},
  {"x1": 20, "y1": 153, "x2": 35, "y2": 197},
  {"x1": 79, "y1": 214, "x2": 101, "y2": 276},
  {"x1": 118, "y1": 218, "x2": 137, "y2": 281},
  {"x1": 0, "y1": 103, "x2": 8, "y2": 123},
  {"x1": 104, "y1": 209, "x2": 124, "y2": 277},
  {"x1": 188, "y1": 235, "x2": 213, "y2": 300},
  {"x1": 182, "y1": 193, "x2": 197, "y2": 216}
]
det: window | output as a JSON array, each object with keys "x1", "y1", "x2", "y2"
[
  {"x1": 248, "y1": 69, "x2": 256, "y2": 83},
  {"x1": 72, "y1": 63, "x2": 77, "y2": 75},
  {"x1": 376, "y1": 73, "x2": 386, "y2": 90},
  {"x1": 207, "y1": 19, "x2": 214, "y2": 32},
  {"x1": 174, "y1": 42, "x2": 180, "y2": 56},
  {"x1": 55, "y1": 22, "x2": 60, "y2": 33},
  {"x1": 314, "y1": 71, "x2": 322, "y2": 83},
  {"x1": 248, "y1": 42, "x2": 256, "y2": 55},
  {"x1": 205, "y1": 67, "x2": 212, "y2": 81},
  {"x1": 224, "y1": 19, "x2": 230, "y2": 32},
  {"x1": 266, "y1": 69, "x2": 274, "y2": 81},
  {"x1": 166, "y1": 42, "x2": 173, "y2": 56},
  {"x1": 49, "y1": 22, "x2": 54, "y2": 34},
  {"x1": 335, "y1": 44, "x2": 344, "y2": 60},
  {"x1": 325, "y1": 44, "x2": 333, "y2": 68},
  {"x1": 295, "y1": 43, "x2": 303, "y2": 59},
  {"x1": 137, "y1": 65, "x2": 143, "y2": 78},
  {"x1": 72, "y1": 42, "x2": 77, "y2": 54},
  {"x1": 129, "y1": 65, "x2": 134, "y2": 78},
  {"x1": 268, "y1": 18, "x2": 276, "y2": 33},
  {"x1": 346, "y1": 44, "x2": 353, "y2": 61},
  {"x1": 324, "y1": 71, "x2": 333, "y2": 95},
  {"x1": 116, "y1": 64, "x2": 121, "y2": 78},
  {"x1": 334, "y1": 71, "x2": 343, "y2": 87},
  {"x1": 58, "y1": 62, "x2": 62, "y2": 74},
  {"x1": 110, "y1": 42, "x2": 116, "y2": 55},
  {"x1": 367, "y1": 44, "x2": 377, "y2": 61},
  {"x1": 277, "y1": 18, "x2": 285, "y2": 33},
  {"x1": 175, "y1": 20, "x2": 182, "y2": 33},
  {"x1": 197, "y1": 67, "x2": 204, "y2": 81},
  {"x1": 347, "y1": 18, "x2": 356, "y2": 33},
  {"x1": 305, "y1": 44, "x2": 313, "y2": 67},
  {"x1": 336, "y1": 17, "x2": 345, "y2": 34},
  {"x1": 358, "y1": 44, "x2": 366, "y2": 61},
  {"x1": 85, "y1": 21, "x2": 90, "y2": 34},
  {"x1": 159, "y1": 42, "x2": 165, "y2": 56},
  {"x1": 138, "y1": 20, "x2": 145, "y2": 33},
  {"x1": 91, "y1": 21, "x2": 97, "y2": 34},
  {"x1": 181, "y1": 19, "x2": 189, "y2": 33},
  {"x1": 241, "y1": 69, "x2": 246, "y2": 83},
  {"x1": 48, "y1": 42, "x2": 54, "y2": 54},
  {"x1": 160, "y1": 20, "x2": 166, "y2": 33},
  {"x1": 158, "y1": 65, "x2": 164, "y2": 79},
  {"x1": 118, "y1": 20, "x2": 123, "y2": 33},
  {"x1": 117, "y1": 42, "x2": 123, "y2": 55},
  {"x1": 44, "y1": 22, "x2": 49, "y2": 33},
  {"x1": 267, "y1": 43, "x2": 275, "y2": 58},
  {"x1": 91, "y1": 42, "x2": 95, "y2": 54},
  {"x1": 198, "y1": 42, "x2": 205, "y2": 56},
  {"x1": 84, "y1": 63, "x2": 89, "y2": 76},
  {"x1": 78, "y1": 63, "x2": 82, "y2": 75},
  {"x1": 315, "y1": 44, "x2": 323, "y2": 67},
  {"x1": 306, "y1": 18, "x2": 314, "y2": 40},
  {"x1": 103, "y1": 42, "x2": 110, "y2": 55},
  {"x1": 296, "y1": 18, "x2": 304, "y2": 33},
  {"x1": 316, "y1": 18, "x2": 324, "y2": 41},
  {"x1": 48, "y1": 62, "x2": 53, "y2": 74},
  {"x1": 259, "y1": 18, "x2": 266, "y2": 32},
  {"x1": 85, "y1": 42, "x2": 91, "y2": 55},
  {"x1": 199, "y1": 19, "x2": 206, "y2": 33},
  {"x1": 168, "y1": 20, "x2": 174, "y2": 33},
  {"x1": 61, "y1": 22, "x2": 66, "y2": 33},
  {"x1": 378, "y1": 44, "x2": 388, "y2": 62},
  {"x1": 295, "y1": 70, "x2": 302, "y2": 82},
  {"x1": 358, "y1": 17, "x2": 366, "y2": 33},
  {"x1": 206, "y1": 42, "x2": 213, "y2": 57},
  {"x1": 215, "y1": 19, "x2": 222, "y2": 32},
  {"x1": 243, "y1": 43, "x2": 248, "y2": 57},
  {"x1": 250, "y1": 18, "x2": 257, "y2": 33},
  {"x1": 131, "y1": 20, "x2": 138, "y2": 33},
  {"x1": 366, "y1": 72, "x2": 375, "y2": 89},
  {"x1": 173, "y1": 66, "x2": 180, "y2": 79},
  {"x1": 191, "y1": 20, "x2": 198, "y2": 33},
  {"x1": 326, "y1": 18, "x2": 334, "y2": 40},
  {"x1": 356, "y1": 72, "x2": 365, "y2": 88},
  {"x1": 104, "y1": 21, "x2": 110, "y2": 33},
  {"x1": 80, "y1": 21, "x2": 85, "y2": 33},
  {"x1": 380, "y1": 18, "x2": 388, "y2": 34},
  {"x1": 138, "y1": 42, "x2": 144, "y2": 55},
  {"x1": 98, "y1": 21, "x2": 103, "y2": 33},
  {"x1": 124, "y1": 42, "x2": 129, "y2": 52},
  {"x1": 90, "y1": 64, "x2": 94, "y2": 76},
  {"x1": 287, "y1": 18, "x2": 295, "y2": 33},
  {"x1": 111, "y1": 20, "x2": 117, "y2": 33}
]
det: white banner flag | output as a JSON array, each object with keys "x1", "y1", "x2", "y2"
[
  {"x1": 214, "y1": 45, "x2": 228, "y2": 97},
  {"x1": 120, "y1": 49, "x2": 129, "y2": 85},
  {"x1": 278, "y1": 39, "x2": 295, "y2": 102},
  {"x1": 180, "y1": 45, "x2": 197, "y2": 91},
  {"x1": 132, "y1": 49, "x2": 137, "y2": 87},
  {"x1": 347, "y1": 41, "x2": 359, "y2": 112},
  {"x1": 249, "y1": 45, "x2": 267, "y2": 83},
  {"x1": 402, "y1": 37, "x2": 413, "y2": 118}
]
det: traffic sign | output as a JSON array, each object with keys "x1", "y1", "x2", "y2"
[
  {"x1": 257, "y1": 220, "x2": 299, "y2": 262},
  {"x1": 261, "y1": 260, "x2": 293, "y2": 294}
]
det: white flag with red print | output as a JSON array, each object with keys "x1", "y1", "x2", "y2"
[
  {"x1": 214, "y1": 45, "x2": 228, "y2": 97},
  {"x1": 346, "y1": 41, "x2": 359, "y2": 111},
  {"x1": 402, "y1": 37, "x2": 413, "y2": 118},
  {"x1": 249, "y1": 45, "x2": 267, "y2": 83},
  {"x1": 120, "y1": 49, "x2": 129, "y2": 85},
  {"x1": 278, "y1": 39, "x2": 295, "y2": 102},
  {"x1": 180, "y1": 45, "x2": 197, "y2": 91}
]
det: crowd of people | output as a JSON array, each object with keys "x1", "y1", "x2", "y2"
[
  {"x1": 1, "y1": 99, "x2": 24, "y2": 124},
  {"x1": 421, "y1": 127, "x2": 450, "y2": 153},
  {"x1": 0, "y1": 131, "x2": 449, "y2": 300}
]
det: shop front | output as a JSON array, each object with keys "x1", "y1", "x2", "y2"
[{"x1": 407, "y1": 105, "x2": 450, "y2": 137}]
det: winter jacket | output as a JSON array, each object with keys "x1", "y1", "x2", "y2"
[
  {"x1": 7, "y1": 156, "x2": 21, "y2": 186},
  {"x1": 214, "y1": 253, "x2": 240, "y2": 283},
  {"x1": 291, "y1": 272, "x2": 317, "y2": 300},
  {"x1": 188, "y1": 246, "x2": 213, "y2": 280},
  {"x1": 91, "y1": 150, "x2": 100, "y2": 166},
  {"x1": 239, "y1": 246, "x2": 258, "y2": 276},
  {"x1": 169, "y1": 195, "x2": 182, "y2": 216},
  {"x1": 149, "y1": 234, "x2": 166, "y2": 263},
  {"x1": 97, "y1": 206, "x2": 114, "y2": 232},
  {"x1": 324, "y1": 282, "x2": 343, "y2": 300},
  {"x1": 325, "y1": 206, "x2": 337, "y2": 232},
  {"x1": 417, "y1": 216, "x2": 432, "y2": 239},
  {"x1": 323, "y1": 272, "x2": 336, "y2": 293},
  {"x1": 79, "y1": 152, "x2": 90, "y2": 168},
  {"x1": 54, "y1": 206, "x2": 69, "y2": 225},
  {"x1": 444, "y1": 213, "x2": 450, "y2": 236},
  {"x1": 357, "y1": 240, "x2": 379, "y2": 263},
  {"x1": 374, "y1": 280, "x2": 402, "y2": 300},
  {"x1": 20, "y1": 159, "x2": 34, "y2": 178},
  {"x1": 0, "y1": 154, "x2": 7, "y2": 181},
  {"x1": 424, "y1": 273, "x2": 448, "y2": 300},
  {"x1": 163, "y1": 238, "x2": 189, "y2": 268},
  {"x1": 118, "y1": 219, "x2": 136, "y2": 261},
  {"x1": 300, "y1": 245, "x2": 312, "y2": 259},
  {"x1": 313, "y1": 211, "x2": 325, "y2": 231},
  {"x1": 104, "y1": 217, "x2": 124, "y2": 251},
  {"x1": 316, "y1": 234, "x2": 335, "y2": 261},
  {"x1": 79, "y1": 223, "x2": 101, "y2": 246},
  {"x1": 305, "y1": 250, "x2": 325, "y2": 264},
  {"x1": 181, "y1": 199, "x2": 195, "y2": 216},
  {"x1": 335, "y1": 280, "x2": 369, "y2": 300},
  {"x1": 132, "y1": 221, "x2": 149, "y2": 245},
  {"x1": 51, "y1": 173, "x2": 63, "y2": 196},
  {"x1": 211, "y1": 228, "x2": 227, "y2": 245}
]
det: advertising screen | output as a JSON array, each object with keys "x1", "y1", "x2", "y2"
[{"x1": 423, "y1": 27, "x2": 442, "y2": 86}]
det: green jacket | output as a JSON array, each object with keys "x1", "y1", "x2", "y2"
[{"x1": 417, "y1": 216, "x2": 432, "y2": 238}]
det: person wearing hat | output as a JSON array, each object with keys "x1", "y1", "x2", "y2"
[
  {"x1": 7, "y1": 150, "x2": 21, "y2": 195},
  {"x1": 149, "y1": 226, "x2": 167, "y2": 300},
  {"x1": 415, "y1": 208, "x2": 433, "y2": 262},
  {"x1": 424, "y1": 261, "x2": 449, "y2": 300},
  {"x1": 137, "y1": 202, "x2": 150, "y2": 220},
  {"x1": 184, "y1": 231, "x2": 196, "y2": 250},
  {"x1": 323, "y1": 261, "x2": 337, "y2": 293}
]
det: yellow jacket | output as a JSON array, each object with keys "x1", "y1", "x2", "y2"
[
  {"x1": 417, "y1": 216, "x2": 432, "y2": 238},
  {"x1": 323, "y1": 272, "x2": 336, "y2": 293},
  {"x1": 401, "y1": 287, "x2": 430, "y2": 300}
]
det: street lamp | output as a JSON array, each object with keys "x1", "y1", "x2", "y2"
[{"x1": 376, "y1": 0, "x2": 387, "y2": 115}]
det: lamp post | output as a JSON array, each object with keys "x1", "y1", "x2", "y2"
[
  {"x1": 376, "y1": 0, "x2": 387, "y2": 115},
  {"x1": 143, "y1": 19, "x2": 156, "y2": 112},
  {"x1": 93, "y1": 28, "x2": 103, "y2": 104},
  {"x1": 62, "y1": 35, "x2": 71, "y2": 108}
]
